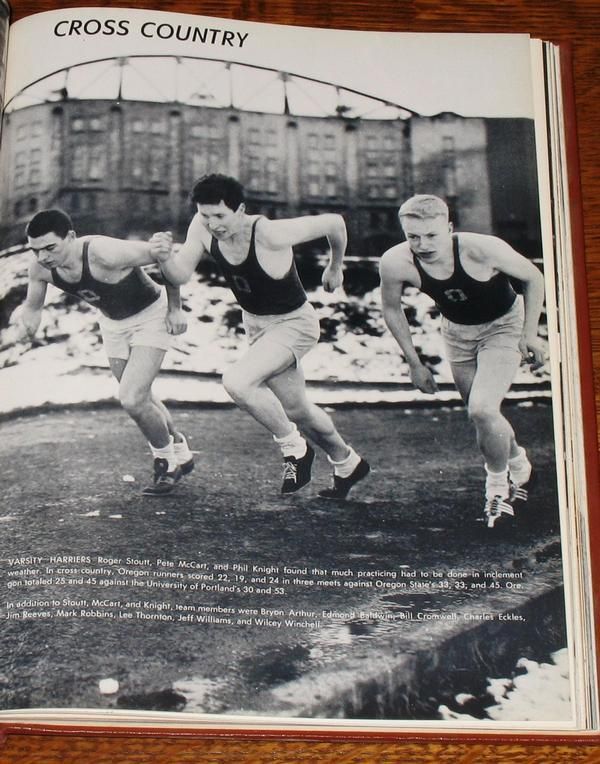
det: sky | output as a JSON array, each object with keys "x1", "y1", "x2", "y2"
[{"x1": 5, "y1": 8, "x2": 538, "y2": 118}]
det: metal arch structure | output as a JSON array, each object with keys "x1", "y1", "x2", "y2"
[{"x1": 4, "y1": 54, "x2": 420, "y2": 120}]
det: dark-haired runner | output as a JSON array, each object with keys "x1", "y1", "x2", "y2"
[
  {"x1": 151, "y1": 174, "x2": 369, "y2": 497},
  {"x1": 17, "y1": 208, "x2": 193, "y2": 495}
]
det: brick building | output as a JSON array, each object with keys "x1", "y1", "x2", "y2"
[{"x1": 0, "y1": 57, "x2": 541, "y2": 258}]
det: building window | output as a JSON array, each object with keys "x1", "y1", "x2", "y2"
[
  {"x1": 150, "y1": 147, "x2": 167, "y2": 184},
  {"x1": 27, "y1": 148, "x2": 42, "y2": 186},
  {"x1": 248, "y1": 155, "x2": 261, "y2": 173},
  {"x1": 71, "y1": 118, "x2": 85, "y2": 132},
  {"x1": 89, "y1": 117, "x2": 105, "y2": 131},
  {"x1": 89, "y1": 145, "x2": 106, "y2": 180},
  {"x1": 192, "y1": 154, "x2": 208, "y2": 178},
  {"x1": 71, "y1": 145, "x2": 86, "y2": 181},
  {"x1": 442, "y1": 135, "x2": 457, "y2": 196},
  {"x1": 14, "y1": 171, "x2": 25, "y2": 189}
]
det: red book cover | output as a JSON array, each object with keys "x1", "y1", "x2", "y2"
[{"x1": 0, "y1": 4, "x2": 598, "y2": 751}]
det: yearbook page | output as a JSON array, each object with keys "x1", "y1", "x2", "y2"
[
  {"x1": 0, "y1": 0, "x2": 9, "y2": 114},
  {"x1": 0, "y1": 6, "x2": 596, "y2": 737}
]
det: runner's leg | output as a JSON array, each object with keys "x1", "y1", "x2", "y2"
[
  {"x1": 223, "y1": 341, "x2": 321, "y2": 492},
  {"x1": 222, "y1": 341, "x2": 299, "y2": 439},
  {"x1": 268, "y1": 363, "x2": 369, "y2": 497},
  {"x1": 462, "y1": 347, "x2": 521, "y2": 473},
  {"x1": 267, "y1": 363, "x2": 350, "y2": 462},
  {"x1": 110, "y1": 348, "x2": 183, "y2": 493},
  {"x1": 109, "y1": 350, "x2": 170, "y2": 448}
]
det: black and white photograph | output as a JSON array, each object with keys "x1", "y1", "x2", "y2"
[{"x1": 0, "y1": 7, "x2": 588, "y2": 734}]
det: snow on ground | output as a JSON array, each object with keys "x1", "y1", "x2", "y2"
[
  {"x1": 0, "y1": 250, "x2": 551, "y2": 414},
  {"x1": 439, "y1": 648, "x2": 571, "y2": 722}
]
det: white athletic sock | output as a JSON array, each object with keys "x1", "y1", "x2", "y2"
[
  {"x1": 328, "y1": 447, "x2": 361, "y2": 478},
  {"x1": 273, "y1": 425, "x2": 307, "y2": 459},
  {"x1": 508, "y1": 447, "x2": 532, "y2": 486},
  {"x1": 484, "y1": 464, "x2": 510, "y2": 500},
  {"x1": 173, "y1": 432, "x2": 193, "y2": 464},
  {"x1": 150, "y1": 436, "x2": 178, "y2": 472}
]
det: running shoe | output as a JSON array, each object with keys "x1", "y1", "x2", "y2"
[
  {"x1": 483, "y1": 495, "x2": 515, "y2": 529},
  {"x1": 174, "y1": 432, "x2": 195, "y2": 476},
  {"x1": 509, "y1": 467, "x2": 537, "y2": 508},
  {"x1": 281, "y1": 444, "x2": 315, "y2": 494},
  {"x1": 142, "y1": 457, "x2": 182, "y2": 496},
  {"x1": 318, "y1": 458, "x2": 371, "y2": 499}
]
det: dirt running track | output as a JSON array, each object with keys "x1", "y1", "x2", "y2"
[{"x1": 0, "y1": 403, "x2": 565, "y2": 723}]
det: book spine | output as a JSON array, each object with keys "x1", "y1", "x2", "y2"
[{"x1": 0, "y1": 0, "x2": 8, "y2": 115}]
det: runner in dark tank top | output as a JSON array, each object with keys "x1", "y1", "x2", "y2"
[
  {"x1": 412, "y1": 234, "x2": 517, "y2": 325},
  {"x1": 151, "y1": 173, "x2": 370, "y2": 499},
  {"x1": 51, "y1": 240, "x2": 160, "y2": 320},
  {"x1": 380, "y1": 194, "x2": 545, "y2": 529},
  {"x1": 21, "y1": 208, "x2": 192, "y2": 496},
  {"x1": 209, "y1": 218, "x2": 306, "y2": 316}
]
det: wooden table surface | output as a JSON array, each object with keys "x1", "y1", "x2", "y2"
[{"x1": 2, "y1": 0, "x2": 599, "y2": 761}]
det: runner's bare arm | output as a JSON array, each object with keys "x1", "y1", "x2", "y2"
[
  {"x1": 259, "y1": 214, "x2": 347, "y2": 292},
  {"x1": 150, "y1": 216, "x2": 210, "y2": 285},
  {"x1": 380, "y1": 251, "x2": 438, "y2": 394},
  {"x1": 15, "y1": 262, "x2": 49, "y2": 339},
  {"x1": 91, "y1": 236, "x2": 157, "y2": 268},
  {"x1": 164, "y1": 282, "x2": 187, "y2": 336},
  {"x1": 479, "y1": 235, "x2": 546, "y2": 365}
]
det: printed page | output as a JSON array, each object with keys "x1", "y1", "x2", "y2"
[
  {"x1": 0, "y1": 0, "x2": 9, "y2": 114},
  {"x1": 0, "y1": 7, "x2": 589, "y2": 734}
]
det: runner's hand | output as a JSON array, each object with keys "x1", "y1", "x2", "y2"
[
  {"x1": 322, "y1": 264, "x2": 343, "y2": 292},
  {"x1": 10, "y1": 305, "x2": 40, "y2": 341},
  {"x1": 166, "y1": 307, "x2": 187, "y2": 335},
  {"x1": 409, "y1": 361, "x2": 438, "y2": 394},
  {"x1": 150, "y1": 231, "x2": 173, "y2": 263},
  {"x1": 519, "y1": 336, "x2": 545, "y2": 369}
]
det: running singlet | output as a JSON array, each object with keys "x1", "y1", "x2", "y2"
[
  {"x1": 412, "y1": 234, "x2": 517, "y2": 325},
  {"x1": 210, "y1": 218, "x2": 306, "y2": 316},
  {"x1": 51, "y1": 240, "x2": 160, "y2": 320}
]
